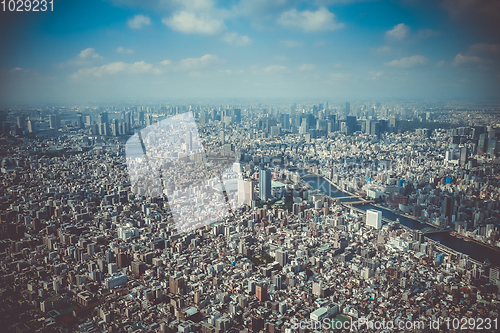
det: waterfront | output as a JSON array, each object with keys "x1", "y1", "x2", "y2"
[{"x1": 302, "y1": 175, "x2": 500, "y2": 267}]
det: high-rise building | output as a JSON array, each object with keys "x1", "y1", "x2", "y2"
[
  {"x1": 346, "y1": 116, "x2": 357, "y2": 135},
  {"x1": 281, "y1": 113, "x2": 290, "y2": 130},
  {"x1": 275, "y1": 249, "x2": 288, "y2": 267},
  {"x1": 238, "y1": 179, "x2": 255, "y2": 206},
  {"x1": 17, "y1": 116, "x2": 25, "y2": 129},
  {"x1": 345, "y1": 102, "x2": 351, "y2": 116},
  {"x1": 85, "y1": 115, "x2": 92, "y2": 126},
  {"x1": 256, "y1": 283, "x2": 267, "y2": 302},
  {"x1": 259, "y1": 168, "x2": 272, "y2": 201},
  {"x1": 460, "y1": 146, "x2": 468, "y2": 166},
  {"x1": 487, "y1": 139, "x2": 497, "y2": 156},
  {"x1": 234, "y1": 108, "x2": 241, "y2": 123},
  {"x1": 77, "y1": 113, "x2": 84, "y2": 128},
  {"x1": 131, "y1": 260, "x2": 145, "y2": 277},
  {"x1": 366, "y1": 209, "x2": 382, "y2": 229},
  {"x1": 443, "y1": 196, "x2": 453, "y2": 223},
  {"x1": 169, "y1": 275, "x2": 185, "y2": 295},
  {"x1": 27, "y1": 120, "x2": 34, "y2": 133},
  {"x1": 98, "y1": 112, "x2": 109, "y2": 125},
  {"x1": 49, "y1": 114, "x2": 60, "y2": 129},
  {"x1": 478, "y1": 133, "x2": 488, "y2": 153},
  {"x1": 273, "y1": 275, "x2": 282, "y2": 290}
]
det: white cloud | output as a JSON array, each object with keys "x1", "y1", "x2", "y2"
[
  {"x1": 223, "y1": 32, "x2": 252, "y2": 46},
  {"x1": 299, "y1": 64, "x2": 316, "y2": 71},
  {"x1": 70, "y1": 61, "x2": 160, "y2": 80},
  {"x1": 384, "y1": 55, "x2": 428, "y2": 68},
  {"x1": 453, "y1": 53, "x2": 482, "y2": 65},
  {"x1": 277, "y1": 7, "x2": 344, "y2": 32},
  {"x1": 436, "y1": 60, "x2": 446, "y2": 67},
  {"x1": 179, "y1": 54, "x2": 219, "y2": 70},
  {"x1": 60, "y1": 48, "x2": 102, "y2": 67},
  {"x1": 162, "y1": 12, "x2": 225, "y2": 34},
  {"x1": 160, "y1": 59, "x2": 172, "y2": 66},
  {"x1": 79, "y1": 48, "x2": 102, "y2": 59},
  {"x1": 385, "y1": 23, "x2": 410, "y2": 41},
  {"x1": 128, "y1": 15, "x2": 152, "y2": 29},
  {"x1": 279, "y1": 40, "x2": 303, "y2": 47},
  {"x1": 117, "y1": 47, "x2": 135, "y2": 54}
]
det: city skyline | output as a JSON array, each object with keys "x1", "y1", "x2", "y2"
[{"x1": 1, "y1": 0, "x2": 500, "y2": 105}]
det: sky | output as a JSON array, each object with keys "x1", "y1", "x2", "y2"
[{"x1": 0, "y1": 0, "x2": 499, "y2": 105}]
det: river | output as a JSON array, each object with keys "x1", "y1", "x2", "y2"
[{"x1": 302, "y1": 174, "x2": 500, "y2": 267}]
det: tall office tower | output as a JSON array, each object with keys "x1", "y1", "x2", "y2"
[
  {"x1": 256, "y1": 283, "x2": 267, "y2": 302},
  {"x1": 281, "y1": 113, "x2": 290, "y2": 130},
  {"x1": 366, "y1": 209, "x2": 382, "y2": 229},
  {"x1": 76, "y1": 113, "x2": 84, "y2": 128},
  {"x1": 233, "y1": 161, "x2": 241, "y2": 173},
  {"x1": 85, "y1": 115, "x2": 92, "y2": 126},
  {"x1": 365, "y1": 119, "x2": 372, "y2": 135},
  {"x1": 220, "y1": 130, "x2": 225, "y2": 144},
  {"x1": 345, "y1": 102, "x2": 351, "y2": 116},
  {"x1": 187, "y1": 131, "x2": 193, "y2": 150},
  {"x1": 27, "y1": 120, "x2": 34, "y2": 133},
  {"x1": 105, "y1": 250, "x2": 114, "y2": 263},
  {"x1": 16, "y1": 116, "x2": 25, "y2": 129},
  {"x1": 234, "y1": 108, "x2": 241, "y2": 123},
  {"x1": 131, "y1": 260, "x2": 146, "y2": 277},
  {"x1": 487, "y1": 139, "x2": 497, "y2": 156},
  {"x1": 478, "y1": 133, "x2": 488, "y2": 153},
  {"x1": 169, "y1": 275, "x2": 185, "y2": 295},
  {"x1": 259, "y1": 168, "x2": 272, "y2": 201},
  {"x1": 300, "y1": 118, "x2": 309, "y2": 134},
  {"x1": 49, "y1": 114, "x2": 58, "y2": 129},
  {"x1": 112, "y1": 119, "x2": 119, "y2": 136},
  {"x1": 238, "y1": 179, "x2": 255, "y2": 206},
  {"x1": 443, "y1": 196, "x2": 453, "y2": 223},
  {"x1": 346, "y1": 116, "x2": 357, "y2": 135},
  {"x1": 371, "y1": 121, "x2": 380, "y2": 138},
  {"x1": 389, "y1": 116, "x2": 397, "y2": 132},
  {"x1": 98, "y1": 112, "x2": 109, "y2": 125},
  {"x1": 276, "y1": 249, "x2": 288, "y2": 267},
  {"x1": 460, "y1": 146, "x2": 468, "y2": 166},
  {"x1": 273, "y1": 275, "x2": 282, "y2": 290}
]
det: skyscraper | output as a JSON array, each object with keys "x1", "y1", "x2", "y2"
[
  {"x1": 346, "y1": 116, "x2": 357, "y2": 135},
  {"x1": 259, "y1": 168, "x2": 271, "y2": 201},
  {"x1": 98, "y1": 112, "x2": 109, "y2": 125},
  {"x1": 256, "y1": 283, "x2": 267, "y2": 302},
  {"x1": 276, "y1": 249, "x2": 288, "y2": 267},
  {"x1": 77, "y1": 113, "x2": 84, "y2": 128},
  {"x1": 238, "y1": 179, "x2": 255, "y2": 206},
  {"x1": 345, "y1": 102, "x2": 351, "y2": 116},
  {"x1": 366, "y1": 209, "x2": 382, "y2": 229}
]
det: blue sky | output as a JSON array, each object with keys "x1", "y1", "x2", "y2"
[{"x1": 1, "y1": 0, "x2": 499, "y2": 104}]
